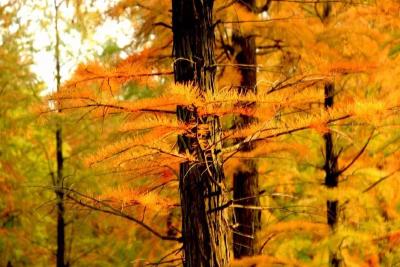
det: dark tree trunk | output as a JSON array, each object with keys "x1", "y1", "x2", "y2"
[
  {"x1": 324, "y1": 82, "x2": 340, "y2": 267},
  {"x1": 172, "y1": 1, "x2": 230, "y2": 266},
  {"x1": 56, "y1": 128, "x2": 65, "y2": 267},
  {"x1": 55, "y1": 4, "x2": 66, "y2": 266},
  {"x1": 319, "y1": 3, "x2": 340, "y2": 266},
  {"x1": 231, "y1": 0, "x2": 261, "y2": 258}
]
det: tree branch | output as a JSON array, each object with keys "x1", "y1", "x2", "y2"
[
  {"x1": 337, "y1": 130, "x2": 374, "y2": 176},
  {"x1": 65, "y1": 189, "x2": 182, "y2": 242},
  {"x1": 361, "y1": 169, "x2": 400, "y2": 194},
  {"x1": 153, "y1": 22, "x2": 172, "y2": 29}
]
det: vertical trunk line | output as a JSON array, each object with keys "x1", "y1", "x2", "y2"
[
  {"x1": 324, "y1": 82, "x2": 340, "y2": 267},
  {"x1": 56, "y1": 128, "x2": 65, "y2": 267},
  {"x1": 54, "y1": 1, "x2": 65, "y2": 266},
  {"x1": 173, "y1": 1, "x2": 230, "y2": 266},
  {"x1": 231, "y1": 0, "x2": 261, "y2": 258},
  {"x1": 320, "y1": 3, "x2": 340, "y2": 266}
]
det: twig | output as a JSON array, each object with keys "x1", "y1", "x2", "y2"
[{"x1": 65, "y1": 189, "x2": 182, "y2": 242}]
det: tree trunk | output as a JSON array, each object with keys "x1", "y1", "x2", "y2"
[
  {"x1": 319, "y1": 3, "x2": 340, "y2": 266},
  {"x1": 56, "y1": 128, "x2": 65, "y2": 267},
  {"x1": 54, "y1": 3, "x2": 66, "y2": 266},
  {"x1": 231, "y1": 0, "x2": 261, "y2": 258},
  {"x1": 324, "y1": 82, "x2": 340, "y2": 267},
  {"x1": 172, "y1": 0, "x2": 230, "y2": 266}
]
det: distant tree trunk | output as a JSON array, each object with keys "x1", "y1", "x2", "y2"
[
  {"x1": 231, "y1": 0, "x2": 261, "y2": 258},
  {"x1": 319, "y1": 3, "x2": 340, "y2": 266},
  {"x1": 172, "y1": 0, "x2": 230, "y2": 266},
  {"x1": 56, "y1": 128, "x2": 65, "y2": 267},
  {"x1": 324, "y1": 82, "x2": 340, "y2": 267},
  {"x1": 54, "y1": 2, "x2": 66, "y2": 266}
]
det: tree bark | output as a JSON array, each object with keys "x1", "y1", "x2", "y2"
[
  {"x1": 231, "y1": 0, "x2": 261, "y2": 258},
  {"x1": 172, "y1": 0, "x2": 230, "y2": 266}
]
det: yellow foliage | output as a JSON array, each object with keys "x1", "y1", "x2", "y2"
[
  {"x1": 261, "y1": 221, "x2": 329, "y2": 239},
  {"x1": 322, "y1": 60, "x2": 378, "y2": 76},
  {"x1": 47, "y1": 0, "x2": 400, "y2": 264},
  {"x1": 84, "y1": 127, "x2": 179, "y2": 167},
  {"x1": 99, "y1": 186, "x2": 174, "y2": 214},
  {"x1": 309, "y1": 122, "x2": 329, "y2": 134},
  {"x1": 352, "y1": 100, "x2": 387, "y2": 124},
  {"x1": 119, "y1": 114, "x2": 185, "y2": 133},
  {"x1": 218, "y1": 66, "x2": 242, "y2": 90},
  {"x1": 230, "y1": 255, "x2": 304, "y2": 267},
  {"x1": 225, "y1": 3, "x2": 259, "y2": 34}
]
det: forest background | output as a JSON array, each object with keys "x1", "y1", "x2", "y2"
[{"x1": 1, "y1": 0, "x2": 400, "y2": 266}]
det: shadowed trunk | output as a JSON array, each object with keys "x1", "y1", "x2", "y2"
[
  {"x1": 172, "y1": 0, "x2": 230, "y2": 266},
  {"x1": 56, "y1": 128, "x2": 65, "y2": 267},
  {"x1": 324, "y1": 82, "x2": 340, "y2": 267},
  {"x1": 231, "y1": 0, "x2": 261, "y2": 258},
  {"x1": 319, "y1": 3, "x2": 340, "y2": 266},
  {"x1": 54, "y1": 2, "x2": 65, "y2": 266}
]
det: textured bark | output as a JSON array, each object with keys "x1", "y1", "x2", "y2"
[
  {"x1": 231, "y1": 0, "x2": 261, "y2": 258},
  {"x1": 324, "y1": 82, "x2": 340, "y2": 267},
  {"x1": 172, "y1": 1, "x2": 230, "y2": 266}
]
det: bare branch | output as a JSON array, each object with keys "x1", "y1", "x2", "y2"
[
  {"x1": 337, "y1": 130, "x2": 374, "y2": 175},
  {"x1": 153, "y1": 22, "x2": 172, "y2": 29},
  {"x1": 361, "y1": 169, "x2": 400, "y2": 194}
]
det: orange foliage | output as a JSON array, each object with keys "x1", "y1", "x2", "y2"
[
  {"x1": 99, "y1": 186, "x2": 175, "y2": 214},
  {"x1": 46, "y1": 0, "x2": 400, "y2": 265}
]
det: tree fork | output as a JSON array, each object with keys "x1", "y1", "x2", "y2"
[
  {"x1": 231, "y1": 0, "x2": 261, "y2": 258},
  {"x1": 172, "y1": 0, "x2": 230, "y2": 266}
]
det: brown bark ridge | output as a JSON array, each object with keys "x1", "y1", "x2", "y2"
[
  {"x1": 172, "y1": 0, "x2": 230, "y2": 266},
  {"x1": 231, "y1": 0, "x2": 261, "y2": 258},
  {"x1": 324, "y1": 82, "x2": 340, "y2": 267}
]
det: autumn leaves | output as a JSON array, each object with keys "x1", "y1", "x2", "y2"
[{"x1": 50, "y1": 0, "x2": 400, "y2": 266}]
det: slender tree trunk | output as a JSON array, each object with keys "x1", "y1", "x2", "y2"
[
  {"x1": 56, "y1": 128, "x2": 65, "y2": 267},
  {"x1": 231, "y1": 0, "x2": 261, "y2": 258},
  {"x1": 172, "y1": 0, "x2": 230, "y2": 266},
  {"x1": 54, "y1": 2, "x2": 66, "y2": 266},
  {"x1": 324, "y1": 82, "x2": 340, "y2": 267},
  {"x1": 319, "y1": 3, "x2": 340, "y2": 266}
]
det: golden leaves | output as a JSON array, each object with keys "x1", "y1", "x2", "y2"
[
  {"x1": 225, "y1": 3, "x2": 259, "y2": 34},
  {"x1": 323, "y1": 61, "x2": 378, "y2": 76},
  {"x1": 231, "y1": 255, "x2": 304, "y2": 267},
  {"x1": 309, "y1": 121, "x2": 330, "y2": 134},
  {"x1": 60, "y1": 48, "x2": 168, "y2": 100},
  {"x1": 261, "y1": 221, "x2": 329, "y2": 238},
  {"x1": 352, "y1": 100, "x2": 387, "y2": 124},
  {"x1": 217, "y1": 66, "x2": 242, "y2": 90},
  {"x1": 84, "y1": 127, "x2": 179, "y2": 167},
  {"x1": 99, "y1": 186, "x2": 175, "y2": 214},
  {"x1": 119, "y1": 114, "x2": 184, "y2": 133},
  {"x1": 39, "y1": 0, "x2": 400, "y2": 265}
]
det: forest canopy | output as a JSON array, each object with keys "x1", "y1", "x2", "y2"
[{"x1": 1, "y1": 0, "x2": 400, "y2": 266}]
